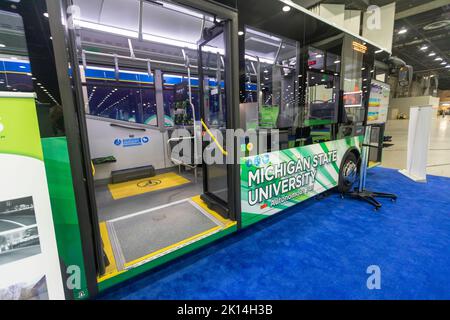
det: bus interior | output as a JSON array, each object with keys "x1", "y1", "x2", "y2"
[{"x1": 71, "y1": 0, "x2": 238, "y2": 279}]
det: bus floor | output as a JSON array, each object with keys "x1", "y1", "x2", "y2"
[
  {"x1": 94, "y1": 167, "x2": 236, "y2": 281},
  {"x1": 94, "y1": 167, "x2": 203, "y2": 222}
]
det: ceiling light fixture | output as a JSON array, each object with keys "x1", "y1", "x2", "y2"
[
  {"x1": 282, "y1": 6, "x2": 291, "y2": 12},
  {"x1": 398, "y1": 28, "x2": 408, "y2": 34},
  {"x1": 142, "y1": 33, "x2": 198, "y2": 50},
  {"x1": 429, "y1": 52, "x2": 436, "y2": 57},
  {"x1": 76, "y1": 20, "x2": 139, "y2": 38},
  {"x1": 420, "y1": 45, "x2": 429, "y2": 51},
  {"x1": 423, "y1": 20, "x2": 450, "y2": 31}
]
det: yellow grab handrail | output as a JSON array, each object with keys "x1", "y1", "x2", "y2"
[{"x1": 201, "y1": 119, "x2": 228, "y2": 156}]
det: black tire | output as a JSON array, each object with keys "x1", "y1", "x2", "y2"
[{"x1": 338, "y1": 152, "x2": 359, "y2": 193}]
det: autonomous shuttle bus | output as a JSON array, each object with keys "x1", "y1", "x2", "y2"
[{"x1": 0, "y1": 0, "x2": 389, "y2": 299}]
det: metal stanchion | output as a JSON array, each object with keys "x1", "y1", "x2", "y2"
[{"x1": 343, "y1": 126, "x2": 398, "y2": 211}]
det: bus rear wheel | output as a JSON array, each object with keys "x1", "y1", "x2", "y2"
[{"x1": 338, "y1": 152, "x2": 359, "y2": 193}]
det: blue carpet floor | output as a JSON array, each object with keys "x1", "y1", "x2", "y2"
[{"x1": 99, "y1": 167, "x2": 450, "y2": 300}]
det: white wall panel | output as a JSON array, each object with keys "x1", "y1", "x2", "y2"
[
  {"x1": 362, "y1": 2, "x2": 396, "y2": 52},
  {"x1": 344, "y1": 10, "x2": 361, "y2": 35},
  {"x1": 86, "y1": 117, "x2": 169, "y2": 181}
]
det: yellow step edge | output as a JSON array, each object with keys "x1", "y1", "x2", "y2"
[
  {"x1": 191, "y1": 195, "x2": 237, "y2": 229},
  {"x1": 97, "y1": 222, "x2": 125, "y2": 283}
]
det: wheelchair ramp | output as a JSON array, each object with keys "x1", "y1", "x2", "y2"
[{"x1": 106, "y1": 199, "x2": 224, "y2": 270}]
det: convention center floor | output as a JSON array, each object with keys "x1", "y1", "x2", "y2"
[
  {"x1": 98, "y1": 167, "x2": 450, "y2": 300},
  {"x1": 383, "y1": 116, "x2": 450, "y2": 178}
]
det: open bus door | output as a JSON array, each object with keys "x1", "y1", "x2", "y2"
[{"x1": 198, "y1": 22, "x2": 239, "y2": 222}]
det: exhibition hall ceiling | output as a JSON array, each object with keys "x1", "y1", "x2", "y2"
[{"x1": 292, "y1": 0, "x2": 450, "y2": 89}]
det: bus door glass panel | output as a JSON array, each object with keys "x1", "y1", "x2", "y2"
[
  {"x1": 244, "y1": 27, "x2": 300, "y2": 151},
  {"x1": 199, "y1": 30, "x2": 228, "y2": 203},
  {"x1": 305, "y1": 71, "x2": 339, "y2": 126},
  {"x1": 163, "y1": 74, "x2": 201, "y2": 127},
  {"x1": 307, "y1": 47, "x2": 325, "y2": 70},
  {"x1": 305, "y1": 71, "x2": 339, "y2": 143},
  {"x1": 342, "y1": 38, "x2": 367, "y2": 124},
  {"x1": 243, "y1": 59, "x2": 258, "y2": 103},
  {"x1": 86, "y1": 82, "x2": 157, "y2": 126},
  {"x1": 271, "y1": 50, "x2": 299, "y2": 130}
]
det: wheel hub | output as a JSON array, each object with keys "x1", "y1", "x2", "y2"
[{"x1": 343, "y1": 160, "x2": 357, "y2": 186}]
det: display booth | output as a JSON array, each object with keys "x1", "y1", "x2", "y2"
[
  {"x1": 0, "y1": 0, "x2": 391, "y2": 299},
  {"x1": 367, "y1": 79, "x2": 391, "y2": 167}
]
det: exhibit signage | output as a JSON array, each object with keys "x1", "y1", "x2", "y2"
[
  {"x1": 0, "y1": 93, "x2": 65, "y2": 300},
  {"x1": 368, "y1": 80, "x2": 390, "y2": 124},
  {"x1": 352, "y1": 41, "x2": 368, "y2": 54},
  {"x1": 240, "y1": 136, "x2": 362, "y2": 227}
]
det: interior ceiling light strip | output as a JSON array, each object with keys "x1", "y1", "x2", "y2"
[
  {"x1": 156, "y1": 1, "x2": 212, "y2": 21},
  {"x1": 246, "y1": 27, "x2": 282, "y2": 42},
  {"x1": 247, "y1": 36, "x2": 281, "y2": 48},
  {"x1": 142, "y1": 33, "x2": 197, "y2": 50},
  {"x1": 77, "y1": 20, "x2": 223, "y2": 55},
  {"x1": 76, "y1": 20, "x2": 139, "y2": 38},
  {"x1": 0, "y1": 55, "x2": 30, "y2": 63}
]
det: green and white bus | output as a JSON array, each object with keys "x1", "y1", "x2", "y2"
[{"x1": 0, "y1": 0, "x2": 390, "y2": 299}]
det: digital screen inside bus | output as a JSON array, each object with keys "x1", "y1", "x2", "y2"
[
  {"x1": 307, "y1": 47, "x2": 324, "y2": 70},
  {"x1": 343, "y1": 91, "x2": 363, "y2": 107}
]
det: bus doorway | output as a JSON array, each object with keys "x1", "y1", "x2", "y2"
[{"x1": 67, "y1": 0, "x2": 238, "y2": 280}]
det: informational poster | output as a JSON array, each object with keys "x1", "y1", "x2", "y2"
[
  {"x1": 368, "y1": 80, "x2": 390, "y2": 124},
  {"x1": 240, "y1": 136, "x2": 362, "y2": 227},
  {"x1": 0, "y1": 92, "x2": 65, "y2": 300}
]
